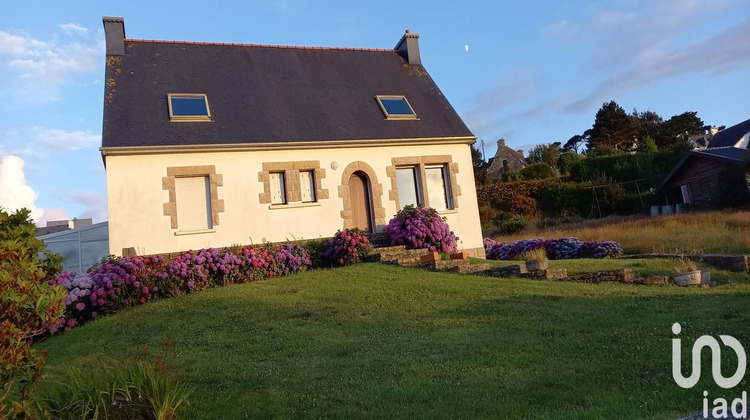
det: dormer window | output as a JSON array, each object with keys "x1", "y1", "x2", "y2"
[
  {"x1": 168, "y1": 93, "x2": 211, "y2": 122},
  {"x1": 376, "y1": 95, "x2": 417, "y2": 120}
]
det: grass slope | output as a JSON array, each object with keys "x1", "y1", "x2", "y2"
[
  {"x1": 493, "y1": 211, "x2": 750, "y2": 255},
  {"x1": 39, "y1": 263, "x2": 750, "y2": 419}
]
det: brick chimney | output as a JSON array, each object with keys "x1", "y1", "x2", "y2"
[
  {"x1": 497, "y1": 138, "x2": 506, "y2": 149},
  {"x1": 103, "y1": 16, "x2": 125, "y2": 56},
  {"x1": 395, "y1": 29, "x2": 421, "y2": 65}
]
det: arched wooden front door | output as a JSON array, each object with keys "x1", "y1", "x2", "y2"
[{"x1": 349, "y1": 172, "x2": 373, "y2": 232}]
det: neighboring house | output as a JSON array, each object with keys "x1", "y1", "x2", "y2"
[
  {"x1": 36, "y1": 218, "x2": 93, "y2": 236},
  {"x1": 100, "y1": 17, "x2": 485, "y2": 258},
  {"x1": 658, "y1": 118, "x2": 750, "y2": 209},
  {"x1": 38, "y1": 222, "x2": 109, "y2": 273},
  {"x1": 688, "y1": 126, "x2": 723, "y2": 150},
  {"x1": 487, "y1": 138, "x2": 528, "y2": 179}
]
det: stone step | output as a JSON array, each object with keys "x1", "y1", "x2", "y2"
[
  {"x1": 444, "y1": 263, "x2": 491, "y2": 274},
  {"x1": 374, "y1": 248, "x2": 432, "y2": 263},
  {"x1": 481, "y1": 264, "x2": 526, "y2": 278},
  {"x1": 421, "y1": 259, "x2": 490, "y2": 274}
]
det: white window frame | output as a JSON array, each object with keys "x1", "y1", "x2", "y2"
[
  {"x1": 396, "y1": 166, "x2": 423, "y2": 209},
  {"x1": 425, "y1": 164, "x2": 454, "y2": 211}
]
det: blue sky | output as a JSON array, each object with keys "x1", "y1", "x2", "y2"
[{"x1": 1, "y1": 0, "x2": 749, "y2": 225}]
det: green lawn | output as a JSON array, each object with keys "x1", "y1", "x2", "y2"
[{"x1": 37, "y1": 262, "x2": 750, "y2": 419}]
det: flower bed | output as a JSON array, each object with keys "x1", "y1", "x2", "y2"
[
  {"x1": 484, "y1": 237, "x2": 623, "y2": 261},
  {"x1": 50, "y1": 243, "x2": 312, "y2": 331}
]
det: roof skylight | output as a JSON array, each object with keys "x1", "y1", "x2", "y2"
[
  {"x1": 376, "y1": 95, "x2": 417, "y2": 120},
  {"x1": 168, "y1": 93, "x2": 211, "y2": 122}
]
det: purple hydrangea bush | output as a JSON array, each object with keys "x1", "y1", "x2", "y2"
[
  {"x1": 322, "y1": 229, "x2": 371, "y2": 267},
  {"x1": 50, "y1": 243, "x2": 312, "y2": 331},
  {"x1": 385, "y1": 205, "x2": 458, "y2": 253},
  {"x1": 484, "y1": 237, "x2": 623, "y2": 261}
]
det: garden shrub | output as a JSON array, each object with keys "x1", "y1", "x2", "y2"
[
  {"x1": 322, "y1": 229, "x2": 371, "y2": 267},
  {"x1": 536, "y1": 182, "x2": 592, "y2": 219},
  {"x1": 519, "y1": 162, "x2": 554, "y2": 180},
  {"x1": 484, "y1": 237, "x2": 623, "y2": 261},
  {"x1": 0, "y1": 208, "x2": 67, "y2": 416},
  {"x1": 478, "y1": 205, "x2": 498, "y2": 230},
  {"x1": 385, "y1": 205, "x2": 458, "y2": 253},
  {"x1": 557, "y1": 152, "x2": 582, "y2": 175},
  {"x1": 509, "y1": 193, "x2": 537, "y2": 216},
  {"x1": 476, "y1": 179, "x2": 557, "y2": 210},
  {"x1": 494, "y1": 214, "x2": 527, "y2": 235}
]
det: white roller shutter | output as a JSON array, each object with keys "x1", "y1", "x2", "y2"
[{"x1": 175, "y1": 176, "x2": 212, "y2": 230}]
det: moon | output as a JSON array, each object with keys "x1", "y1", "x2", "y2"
[{"x1": 464, "y1": 44, "x2": 469, "y2": 52}]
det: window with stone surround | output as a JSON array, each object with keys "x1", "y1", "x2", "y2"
[
  {"x1": 387, "y1": 156, "x2": 461, "y2": 211},
  {"x1": 162, "y1": 165, "x2": 224, "y2": 233},
  {"x1": 258, "y1": 161, "x2": 328, "y2": 206}
]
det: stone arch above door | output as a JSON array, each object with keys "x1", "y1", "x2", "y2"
[{"x1": 338, "y1": 161, "x2": 386, "y2": 230}]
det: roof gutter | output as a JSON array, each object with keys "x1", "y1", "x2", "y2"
[{"x1": 100, "y1": 136, "x2": 477, "y2": 156}]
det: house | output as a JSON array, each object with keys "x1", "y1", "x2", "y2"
[
  {"x1": 36, "y1": 217, "x2": 93, "y2": 236},
  {"x1": 487, "y1": 138, "x2": 528, "y2": 178},
  {"x1": 658, "y1": 118, "x2": 750, "y2": 209},
  {"x1": 100, "y1": 17, "x2": 485, "y2": 258}
]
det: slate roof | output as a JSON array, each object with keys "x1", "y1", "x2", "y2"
[
  {"x1": 657, "y1": 146, "x2": 748, "y2": 191},
  {"x1": 102, "y1": 39, "x2": 474, "y2": 149},
  {"x1": 708, "y1": 117, "x2": 750, "y2": 148}
]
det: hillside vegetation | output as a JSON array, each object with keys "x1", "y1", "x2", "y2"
[{"x1": 493, "y1": 211, "x2": 750, "y2": 255}]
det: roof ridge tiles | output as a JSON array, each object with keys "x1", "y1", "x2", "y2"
[{"x1": 124, "y1": 38, "x2": 395, "y2": 52}]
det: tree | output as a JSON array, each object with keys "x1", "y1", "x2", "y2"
[
  {"x1": 0, "y1": 208, "x2": 66, "y2": 416},
  {"x1": 637, "y1": 136, "x2": 658, "y2": 154},
  {"x1": 632, "y1": 110, "x2": 663, "y2": 142},
  {"x1": 471, "y1": 144, "x2": 490, "y2": 185},
  {"x1": 528, "y1": 142, "x2": 560, "y2": 168},
  {"x1": 587, "y1": 101, "x2": 637, "y2": 152},
  {"x1": 656, "y1": 111, "x2": 704, "y2": 149},
  {"x1": 562, "y1": 134, "x2": 586, "y2": 153}
]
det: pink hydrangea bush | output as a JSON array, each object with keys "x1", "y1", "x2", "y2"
[
  {"x1": 385, "y1": 205, "x2": 458, "y2": 253},
  {"x1": 51, "y1": 244, "x2": 312, "y2": 330},
  {"x1": 322, "y1": 229, "x2": 371, "y2": 267}
]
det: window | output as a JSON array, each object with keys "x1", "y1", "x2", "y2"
[
  {"x1": 681, "y1": 184, "x2": 692, "y2": 205},
  {"x1": 168, "y1": 93, "x2": 211, "y2": 122},
  {"x1": 375, "y1": 95, "x2": 417, "y2": 119},
  {"x1": 270, "y1": 172, "x2": 287, "y2": 205},
  {"x1": 425, "y1": 165, "x2": 452, "y2": 211},
  {"x1": 175, "y1": 176, "x2": 212, "y2": 230},
  {"x1": 300, "y1": 170, "x2": 316, "y2": 203},
  {"x1": 396, "y1": 166, "x2": 421, "y2": 208}
]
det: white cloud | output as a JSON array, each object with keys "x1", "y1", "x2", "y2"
[
  {"x1": 565, "y1": 15, "x2": 750, "y2": 113},
  {"x1": 0, "y1": 27, "x2": 103, "y2": 100},
  {"x1": 33, "y1": 128, "x2": 101, "y2": 152},
  {"x1": 60, "y1": 23, "x2": 88, "y2": 35},
  {"x1": 0, "y1": 155, "x2": 69, "y2": 226}
]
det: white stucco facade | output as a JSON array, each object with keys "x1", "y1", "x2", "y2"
[{"x1": 104, "y1": 141, "x2": 484, "y2": 258}]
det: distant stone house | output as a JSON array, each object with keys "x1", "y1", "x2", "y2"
[
  {"x1": 100, "y1": 17, "x2": 485, "y2": 258},
  {"x1": 487, "y1": 138, "x2": 529, "y2": 179},
  {"x1": 658, "y1": 118, "x2": 750, "y2": 208}
]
